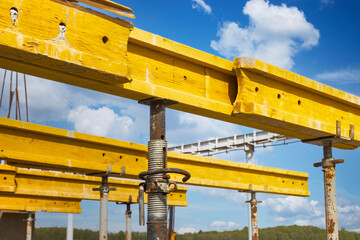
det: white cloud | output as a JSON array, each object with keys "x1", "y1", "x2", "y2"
[
  {"x1": 315, "y1": 68, "x2": 360, "y2": 84},
  {"x1": 192, "y1": 0, "x2": 212, "y2": 14},
  {"x1": 168, "y1": 112, "x2": 240, "y2": 146},
  {"x1": 67, "y1": 106, "x2": 134, "y2": 140},
  {"x1": 210, "y1": 0, "x2": 320, "y2": 69},
  {"x1": 209, "y1": 221, "x2": 241, "y2": 231},
  {"x1": 320, "y1": 0, "x2": 334, "y2": 5},
  {"x1": 263, "y1": 196, "x2": 323, "y2": 218},
  {"x1": 177, "y1": 227, "x2": 197, "y2": 234}
]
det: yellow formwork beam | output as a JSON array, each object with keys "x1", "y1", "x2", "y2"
[
  {"x1": 0, "y1": 164, "x2": 188, "y2": 209},
  {"x1": 0, "y1": 118, "x2": 309, "y2": 196},
  {"x1": 0, "y1": 195, "x2": 82, "y2": 213},
  {"x1": 0, "y1": 0, "x2": 359, "y2": 149}
]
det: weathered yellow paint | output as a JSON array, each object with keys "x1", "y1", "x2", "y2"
[
  {"x1": 0, "y1": 0, "x2": 358, "y2": 149},
  {"x1": 233, "y1": 58, "x2": 360, "y2": 149},
  {"x1": 0, "y1": 118, "x2": 310, "y2": 196},
  {"x1": 0, "y1": 194, "x2": 81, "y2": 213},
  {"x1": 0, "y1": 164, "x2": 187, "y2": 207}
]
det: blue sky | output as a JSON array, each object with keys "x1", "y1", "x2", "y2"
[{"x1": 1, "y1": 0, "x2": 360, "y2": 234}]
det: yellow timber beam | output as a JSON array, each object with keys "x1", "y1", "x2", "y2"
[
  {"x1": 0, "y1": 195, "x2": 82, "y2": 213},
  {"x1": 0, "y1": 118, "x2": 309, "y2": 196},
  {"x1": 0, "y1": 164, "x2": 187, "y2": 214},
  {"x1": 0, "y1": 0, "x2": 359, "y2": 149}
]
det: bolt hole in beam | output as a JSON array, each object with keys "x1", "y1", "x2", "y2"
[
  {"x1": 102, "y1": 153, "x2": 106, "y2": 156},
  {"x1": 183, "y1": 76, "x2": 187, "y2": 80},
  {"x1": 10, "y1": 7, "x2": 18, "y2": 25},
  {"x1": 102, "y1": 36, "x2": 109, "y2": 44},
  {"x1": 298, "y1": 100, "x2": 301, "y2": 105},
  {"x1": 277, "y1": 94, "x2": 281, "y2": 99},
  {"x1": 255, "y1": 87, "x2": 259, "y2": 92}
]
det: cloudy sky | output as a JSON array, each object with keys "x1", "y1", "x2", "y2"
[{"x1": 1, "y1": 0, "x2": 360, "y2": 235}]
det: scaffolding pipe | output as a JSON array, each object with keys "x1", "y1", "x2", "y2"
[
  {"x1": 126, "y1": 203, "x2": 132, "y2": 240},
  {"x1": 322, "y1": 141, "x2": 340, "y2": 240},
  {"x1": 147, "y1": 100, "x2": 168, "y2": 240},
  {"x1": 26, "y1": 212, "x2": 34, "y2": 240},
  {"x1": 66, "y1": 213, "x2": 74, "y2": 240}
]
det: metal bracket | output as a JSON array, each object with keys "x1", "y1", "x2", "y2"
[
  {"x1": 87, "y1": 164, "x2": 126, "y2": 178},
  {"x1": 302, "y1": 121, "x2": 354, "y2": 146},
  {"x1": 89, "y1": 165, "x2": 125, "y2": 193},
  {"x1": 138, "y1": 97, "x2": 178, "y2": 106}
]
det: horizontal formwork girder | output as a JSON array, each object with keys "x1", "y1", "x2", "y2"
[
  {"x1": 0, "y1": 118, "x2": 310, "y2": 196},
  {"x1": 0, "y1": 0, "x2": 359, "y2": 149},
  {"x1": 0, "y1": 164, "x2": 188, "y2": 212},
  {"x1": 0, "y1": 194, "x2": 82, "y2": 213}
]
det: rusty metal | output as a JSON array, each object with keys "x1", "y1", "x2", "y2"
[
  {"x1": 245, "y1": 193, "x2": 261, "y2": 240},
  {"x1": 168, "y1": 206, "x2": 175, "y2": 240},
  {"x1": 138, "y1": 97, "x2": 188, "y2": 240},
  {"x1": 313, "y1": 140, "x2": 342, "y2": 240},
  {"x1": 126, "y1": 203, "x2": 132, "y2": 240},
  {"x1": 25, "y1": 212, "x2": 34, "y2": 240},
  {"x1": 91, "y1": 166, "x2": 121, "y2": 240}
]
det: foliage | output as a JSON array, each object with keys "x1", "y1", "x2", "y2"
[{"x1": 34, "y1": 225, "x2": 360, "y2": 240}]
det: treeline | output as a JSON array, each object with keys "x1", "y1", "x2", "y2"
[{"x1": 34, "y1": 225, "x2": 360, "y2": 240}]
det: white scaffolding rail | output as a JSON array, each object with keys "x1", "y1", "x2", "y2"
[{"x1": 168, "y1": 131, "x2": 292, "y2": 155}]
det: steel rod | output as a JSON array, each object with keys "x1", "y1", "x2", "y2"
[
  {"x1": 26, "y1": 212, "x2": 33, "y2": 240},
  {"x1": 147, "y1": 100, "x2": 168, "y2": 240},
  {"x1": 322, "y1": 141, "x2": 339, "y2": 240},
  {"x1": 67, "y1": 213, "x2": 74, "y2": 240},
  {"x1": 168, "y1": 206, "x2": 175, "y2": 240},
  {"x1": 126, "y1": 203, "x2": 132, "y2": 240},
  {"x1": 250, "y1": 193, "x2": 259, "y2": 240},
  {"x1": 99, "y1": 176, "x2": 109, "y2": 240}
]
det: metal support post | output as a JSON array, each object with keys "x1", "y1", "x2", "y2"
[
  {"x1": 126, "y1": 203, "x2": 132, "y2": 240},
  {"x1": 168, "y1": 206, "x2": 175, "y2": 240},
  {"x1": 244, "y1": 144, "x2": 254, "y2": 240},
  {"x1": 314, "y1": 141, "x2": 343, "y2": 240},
  {"x1": 26, "y1": 212, "x2": 34, "y2": 240},
  {"x1": 245, "y1": 193, "x2": 261, "y2": 240},
  {"x1": 138, "y1": 98, "x2": 191, "y2": 240},
  {"x1": 67, "y1": 213, "x2": 74, "y2": 240},
  {"x1": 93, "y1": 175, "x2": 116, "y2": 240}
]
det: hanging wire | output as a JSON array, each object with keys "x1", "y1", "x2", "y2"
[
  {"x1": 7, "y1": 71, "x2": 14, "y2": 118},
  {"x1": 0, "y1": 70, "x2": 7, "y2": 109},
  {"x1": 0, "y1": 70, "x2": 29, "y2": 121},
  {"x1": 15, "y1": 72, "x2": 21, "y2": 121},
  {"x1": 24, "y1": 74, "x2": 29, "y2": 122}
]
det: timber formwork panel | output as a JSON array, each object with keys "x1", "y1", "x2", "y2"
[
  {"x1": 0, "y1": 118, "x2": 309, "y2": 196},
  {"x1": 0, "y1": 0, "x2": 359, "y2": 149},
  {"x1": 0, "y1": 164, "x2": 188, "y2": 210}
]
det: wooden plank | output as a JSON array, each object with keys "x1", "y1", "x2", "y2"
[{"x1": 0, "y1": 118, "x2": 310, "y2": 196}]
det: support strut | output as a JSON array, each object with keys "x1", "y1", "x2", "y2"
[
  {"x1": 90, "y1": 165, "x2": 124, "y2": 240},
  {"x1": 126, "y1": 203, "x2": 132, "y2": 240},
  {"x1": 138, "y1": 98, "x2": 190, "y2": 240},
  {"x1": 314, "y1": 141, "x2": 343, "y2": 240},
  {"x1": 25, "y1": 212, "x2": 34, "y2": 240},
  {"x1": 246, "y1": 193, "x2": 261, "y2": 240}
]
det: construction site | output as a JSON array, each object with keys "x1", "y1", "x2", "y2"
[{"x1": 0, "y1": 0, "x2": 359, "y2": 240}]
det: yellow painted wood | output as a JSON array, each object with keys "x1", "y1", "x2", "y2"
[
  {"x1": 233, "y1": 58, "x2": 360, "y2": 149},
  {"x1": 0, "y1": 194, "x2": 82, "y2": 213},
  {"x1": 0, "y1": 0, "x2": 133, "y2": 85},
  {"x1": 0, "y1": 164, "x2": 187, "y2": 207},
  {"x1": 0, "y1": 0, "x2": 358, "y2": 149},
  {"x1": 0, "y1": 118, "x2": 310, "y2": 196}
]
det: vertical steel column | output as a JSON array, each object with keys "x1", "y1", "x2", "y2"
[
  {"x1": 92, "y1": 175, "x2": 116, "y2": 240},
  {"x1": 26, "y1": 212, "x2": 34, "y2": 240},
  {"x1": 148, "y1": 100, "x2": 168, "y2": 240},
  {"x1": 168, "y1": 206, "x2": 175, "y2": 240},
  {"x1": 245, "y1": 193, "x2": 261, "y2": 240},
  {"x1": 244, "y1": 144, "x2": 254, "y2": 240},
  {"x1": 316, "y1": 141, "x2": 342, "y2": 240},
  {"x1": 67, "y1": 213, "x2": 74, "y2": 240},
  {"x1": 126, "y1": 203, "x2": 132, "y2": 240}
]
